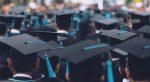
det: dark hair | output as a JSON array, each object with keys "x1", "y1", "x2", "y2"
[
  {"x1": 127, "y1": 55, "x2": 150, "y2": 80},
  {"x1": 56, "y1": 15, "x2": 72, "y2": 31},
  {"x1": 0, "y1": 23, "x2": 7, "y2": 35},
  {"x1": 77, "y1": 20, "x2": 94, "y2": 40},
  {"x1": 9, "y1": 49, "x2": 37, "y2": 73}
]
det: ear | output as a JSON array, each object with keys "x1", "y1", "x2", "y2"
[{"x1": 7, "y1": 58, "x2": 13, "y2": 68}]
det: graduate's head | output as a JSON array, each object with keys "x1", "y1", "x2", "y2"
[
  {"x1": 7, "y1": 49, "x2": 38, "y2": 73},
  {"x1": 0, "y1": 34, "x2": 50, "y2": 74},
  {"x1": 115, "y1": 37, "x2": 150, "y2": 81}
]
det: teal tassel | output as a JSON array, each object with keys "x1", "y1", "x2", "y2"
[
  {"x1": 42, "y1": 19, "x2": 48, "y2": 27},
  {"x1": 45, "y1": 54, "x2": 56, "y2": 78},
  {"x1": 34, "y1": 20, "x2": 40, "y2": 30},
  {"x1": 143, "y1": 45, "x2": 150, "y2": 49},
  {"x1": 106, "y1": 60, "x2": 114, "y2": 82},
  {"x1": 65, "y1": 61, "x2": 70, "y2": 80},
  {"x1": 105, "y1": 12, "x2": 112, "y2": 19}
]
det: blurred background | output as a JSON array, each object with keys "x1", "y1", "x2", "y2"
[{"x1": 0, "y1": 0, "x2": 150, "y2": 14}]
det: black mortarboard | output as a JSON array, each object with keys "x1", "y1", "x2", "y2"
[
  {"x1": 130, "y1": 12, "x2": 150, "y2": 24},
  {"x1": 48, "y1": 40, "x2": 110, "y2": 82},
  {"x1": 0, "y1": 34, "x2": 51, "y2": 73},
  {"x1": 27, "y1": 31, "x2": 58, "y2": 42},
  {"x1": 114, "y1": 10, "x2": 129, "y2": 18},
  {"x1": 37, "y1": 41, "x2": 61, "y2": 58},
  {"x1": 27, "y1": 31, "x2": 76, "y2": 47},
  {"x1": 91, "y1": 14, "x2": 104, "y2": 21},
  {"x1": 0, "y1": 34, "x2": 50, "y2": 55},
  {"x1": 129, "y1": 12, "x2": 150, "y2": 29},
  {"x1": 94, "y1": 18, "x2": 119, "y2": 30},
  {"x1": 110, "y1": 48, "x2": 128, "y2": 73},
  {"x1": 138, "y1": 25, "x2": 150, "y2": 39},
  {"x1": 115, "y1": 37, "x2": 150, "y2": 80},
  {"x1": 50, "y1": 9, "x2": 77, "y2": 30},
  {"x1": 111, "y1": 48, "x2": 128, "y2": 58},
  {"x1": 0, "y1": 15, "x2": 13, "y2": 25},
  {"x1": 100, "y1": 29, "x2": 137, "y2": 45},
  {"x1": 50, "y1": 9, "x2": 77, "y2": 16},
  {"x1": 25, "y1": 13, "x2": 33, "y2": 20},
  {"x1": 13, "y1": 15, "x2": 25, "y2": 30}
]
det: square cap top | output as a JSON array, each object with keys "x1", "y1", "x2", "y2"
[
  {"x1": 49, "y1": 40, "x2": 110, "y2": 64},
  {"x1": 37, "y1": 41, "x2": 62, "y2": 58},
  {"x1": 130, "y1": 12, "x2": 150, "y2": 17},
  {"x1": 0, "y1": 15, "x2": 14, "y2": 23},
  {"x1": 138, "y1": 25, "x2": 150, "y2": 34},
  {"x1": 91, "y1": 14, "x2": 105, "y2": 21},
  {"x1": 115, "y1": 37, "x2": 150, "y2": 59},
  {"x1": 28, "y1": 31, "x2": 69, "y2": 42},
  {"x1": 101, "y1": 29, "x2": 137, "y2": 41},
  {"x1": 49, "y1": 9, "x2": 78, "y2": 16},
  {"x1": 94, "y1": 18, "x2": 119, "y2": 25},
  {"x1": 0, "y1": 34, "x2": 50, "y2": 55},
  {"x1": 13, "y1": 15, "x2": 25, "y2": 19}
]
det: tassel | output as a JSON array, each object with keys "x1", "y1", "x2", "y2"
[
  {"x1": 65, "y1": 61, "x2": 70, "y2": 81},
  {"x1": 45, "y1": 54, "x2": 56, "y2": 78},
  {"x1": 105, "y1": 12, "x2": 112, "y2": 19},
  {"x1": 106, "y1": 60, "x2": 114, "y2": 82}
]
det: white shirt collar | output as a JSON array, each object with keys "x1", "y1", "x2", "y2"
[
  {"x1": 13, "y1": 73, "x2": 32, "y2": 79},
  {"x1": 57, "y1": 30, "x2": 69, "y2": 34}
]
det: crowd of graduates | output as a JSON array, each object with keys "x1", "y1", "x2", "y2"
[{"x1": 0, "y1": 0, "x2": 149, "y2": 82}]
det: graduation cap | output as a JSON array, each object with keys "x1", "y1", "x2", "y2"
[
  {"x1": 0, "y1": 15, "x2": 13, "y2": 25},
  {"x1": 100, "y1": 29, "x2": 137, "y2": 45},
  {"x1": 110, "y1": 48, "x2": 128, "y2": 75},
  {"x1": 129, "y1": 12, "x2": 150, "y2": 29},
  {"x1": 91, "y1": 14, "x2": 104, "y2": 21},
  {"x1": 130, "y1": 12, "x2": 150, "y2": 24},
  {"x1": 0, "y1": 34, "x2": 51, "y2": 76},
  {"x1": 27, "y1": 31, "x2": 58, "y2": 42},
  {"x1": 137, "y1": 25, "x2": 150, "y2": 39},
  {"x1": 50, "y1": 9, "x2": 77, "y2": 30},
  {"x1": 46, "y1": 40, "x2": 111, "y2": 82},
  {"x1": 115, "y1": 37, "x2": 150, "y2": 80},
  {"x1": 27, "y1": 31, "x2": 77, "y2": 47},
  {"x1": 114, "y1": 10, "x2": 129, "y2": 18},
  {"x1": 37, "y1": 41, "x2": 62, "y2": 58},
  {"x1": 0, "y1": 34, "x2": 50, "y2": 55},
  {"x1": 12, "y1": 15, "x2": 25, "y2": 30},
  {"x1": 94, "y1": 18, "x2": 119, "y2": 30},
  {"x1": 25, "y1": 13, "x2": 33, "y2": 20}
]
